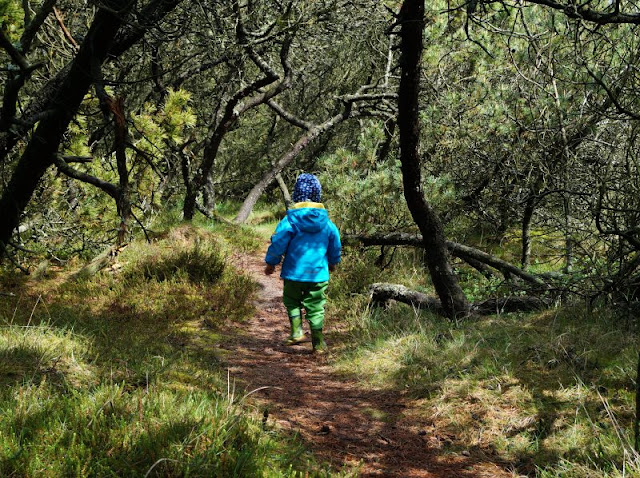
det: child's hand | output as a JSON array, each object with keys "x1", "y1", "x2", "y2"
[{"x1": 264, "y1": 264, "x2": 276, "y2": 275}]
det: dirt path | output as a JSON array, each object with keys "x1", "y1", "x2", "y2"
[{"x1": 222, "y1": 252, "x2": 515, "y2": 477}]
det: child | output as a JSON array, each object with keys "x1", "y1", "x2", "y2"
[{"x1": 264, "y1": 173, "x2": 341, "y2": 354}]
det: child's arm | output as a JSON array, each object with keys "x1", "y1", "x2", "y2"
[
  {"x1": 327, "y1": 222, "x2": 342, "y2": 270},
  {"x1": 264, "y1": 217, "x2": 294, "y2": 267}
]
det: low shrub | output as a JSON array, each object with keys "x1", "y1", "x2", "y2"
[
  {"x1": 140, "y1": 238, "x2": 225, "y2": 284},
  {"x1": 122, "y1": 226, "x2": 226, "y2": 285}
]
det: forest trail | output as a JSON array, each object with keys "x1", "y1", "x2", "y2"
[{"x1": 222, "y1": 251, "x2": 516, "y2": 478}]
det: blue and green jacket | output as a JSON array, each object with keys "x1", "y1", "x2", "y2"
[{"x1": 265, "y1": 202, "x2": 341, "y2": 283}]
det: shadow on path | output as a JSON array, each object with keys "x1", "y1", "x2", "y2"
[{"x1": 222, "y1": 252, "x2": 516, "y2": 477}]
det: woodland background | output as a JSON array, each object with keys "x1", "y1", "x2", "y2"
[{"x1": 1, "y1": 0, "x2": 640, "y2": 476}]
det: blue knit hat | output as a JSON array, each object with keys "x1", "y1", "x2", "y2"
[{"x1": 292, "y1": 173, "x2": 322, "y2": 203}]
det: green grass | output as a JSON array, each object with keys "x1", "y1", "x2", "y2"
[
  {"x1": 0, "y1": 223, "x2": 347, "y2": 477},
  {"x1": 328, "y1": 246, "x2": 640, "y2": 477},
  {"x1": 3, "y1": 200, "x2": 638, "y2": 477},
  {"x1": 192, "y1": 199, "x2": 284, "y2": 244}
]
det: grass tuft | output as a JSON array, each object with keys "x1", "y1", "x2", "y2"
[
  {"x1": 0, "y1": 223, "x2": 344, "y2": 477},
  {"x1": 329, "y1": 247, "x2": 640, "y2": 477},
  {"x1": 135, "y1": 238, "x2": 225, "y2": 284}
]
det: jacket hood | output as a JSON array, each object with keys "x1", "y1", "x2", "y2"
[{"x1": 287, "y1": 204, "x2": 329, "y2": 233}]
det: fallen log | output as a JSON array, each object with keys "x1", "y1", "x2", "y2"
[
  {"x1": 343, "y1": 233, "x2": 547, "y2": 287},
  {"x1": 72, "y1": 245, "x2": 122, "y2": 280},
  {"x1": 369, "y1": 282, "x2": 445, "y2": 315},
  {"x1": 370, "y1": 282, "x2": 550, "y2": 317}
]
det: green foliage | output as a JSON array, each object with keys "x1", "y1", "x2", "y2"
[
  {"x1": 333, "y1": 288, "x2": 639, "y2": 476},
  {"x1": 0, "y1": 224, "x2": 341, "y2": 476},
  {"x1": 132, "y1": 238, "x2": 226, "y2": 284},
  {"x1": 318, "y1": 120, "x2": 462, "y2": 239},
  {"x1": 0, "y1": 0, "x2": 22, "y2": 36},
  {"x1": 328, "y1": 249, "x2": 384, "y2": 301},
  {"x1": 318, "y1": 124, "x2": 412, "y2": 235},
  {"x1": 133, "y1": 88, "x2": 197, "y2": 150}
]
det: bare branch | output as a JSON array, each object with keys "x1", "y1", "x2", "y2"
[
  {"x1": 584, "y1": 67, "x2": 640, "y2": 120},
  {"x1": 0, "y1": 29, "x2": 32, "y2": 71},
  {"x1": 340, "y1": 92, "x2": 398, "y2": 103},
  {"x1": 62, "y1": 155, "x2": 93, "y2": 163},
  {"x1": 523, "y1": 0, "x2": 640, "y2": 24},
  {"x1": 343, "y1": 233, "x2": 548, "y2": 287},
  {"x1": 21, "y1": 0, "x2": 56, "y2": 52},
  {"x1": 266, "y1": 100, "x2": 314, "y2": 130},
  {"x1": 54, "y1": 155, "x2": 119, "y2": 199},
  {"x1": 53, "y1": 7, "x2": 80, "y2": 51}
]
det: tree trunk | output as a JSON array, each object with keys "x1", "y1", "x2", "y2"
[
  {"x1": 234, "y1": 112, "x2": 350, "y2": 224},
  {"x1": 203, "y1": 173, "x2": 216, "y2": 214},
  {"x1": 376, "y1": 120, "x2": 396, "y2": 164},
  {"x1": 635, "y1": 350, "x2": 640, "y2": 452},
  {"x1": 521, "y1": 195, "x2": 536, "y2": 270},
  {"x1": 181, "y1": 151, "x2": 196, "y2": 221},
  {"x1": 275, "y1": 172, "x2": 292, "y2": 209},
  {"x1": 0, "y1": 0, "x2": 132, "y2": 256},
  {"x1": 110, "y1": 96, "x2": 131, "y2": 246},
  {"x1": 397, "y1": 0, "x2": 469, "y2": 318},
  {"x1": 563, "y1": 194, "x2": 573, "y2": 274}
]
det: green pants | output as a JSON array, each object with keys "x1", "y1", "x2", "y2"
[{"x1": 282, "y1": 280, "x2": 329, "y2": 331}]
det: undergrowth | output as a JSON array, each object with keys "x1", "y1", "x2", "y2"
[
  {"x1": 329, "y1": 247, "x2": 640, "y2": 477},
  {"x1": 4, "y1": 200, "x2": 637, "y2": 477},
  {"x1": 0, "y1": 222, "x2": 344, "y2": 477}
]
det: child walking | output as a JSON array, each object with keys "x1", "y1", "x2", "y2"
[{"x1": 264, "y1": 173, "x2": 341, "y2": 354}]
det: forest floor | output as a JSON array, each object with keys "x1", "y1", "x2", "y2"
[{"x1": 221, "y1": 250, "x2": 518, "y2": 477}]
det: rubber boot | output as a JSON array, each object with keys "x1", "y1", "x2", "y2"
[
  {"x1": 284, "y1": 315, "x2": 305, "y2": 345},
  {"x1": 311, "y1": 329, "x2": 328, "y2": 354}
]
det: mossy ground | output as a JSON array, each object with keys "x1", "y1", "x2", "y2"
[
  {"x1": 327, "y1": 245, "x2": 640, "y2": 477},
  {"x1": 0, "y1": 221, "x2": 339, "y2": 477},
  {"x1": 1, "y1": 205, "x2": 638, "y2": 477}
]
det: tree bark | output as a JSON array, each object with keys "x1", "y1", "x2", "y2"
[
  {"x1": 233, "y1": 110, "x2": 353, "y2": 224},
  {"x1": 376, "y1": 120, "x2": 396, "y2": 164},
  {"x1": 342, "y1": 233, "x2": 547, "y2": 286},
  {"x1": 0, "y1": 0, "x2": 133, "y2": 256},
  {"x1": 275, "y1": 173, "x2": 292, "y2": 209},
  {"x1": 521, "y1": 195, "x2": 536, "y2": 270},
  {"x1": 397, "y1": 0, "x2": 469, "y2": 319},
  {"x1": 635, "y1": 350, "x2": 640, "y2": 452},
  {"x1": 203, "y1": 173, "x2": 216, "y2": 214},
  {"x1": 110, "y1": 96, "x2": 131, "y2": 246}
]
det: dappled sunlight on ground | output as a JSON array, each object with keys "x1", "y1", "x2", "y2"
[{"x1": 223, "y1": 251, "x2": 517, "y2": 477}]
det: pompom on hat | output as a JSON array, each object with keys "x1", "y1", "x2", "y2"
[{"x1": 292, "y1": 173, "x2": 322, "y2": 203}]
